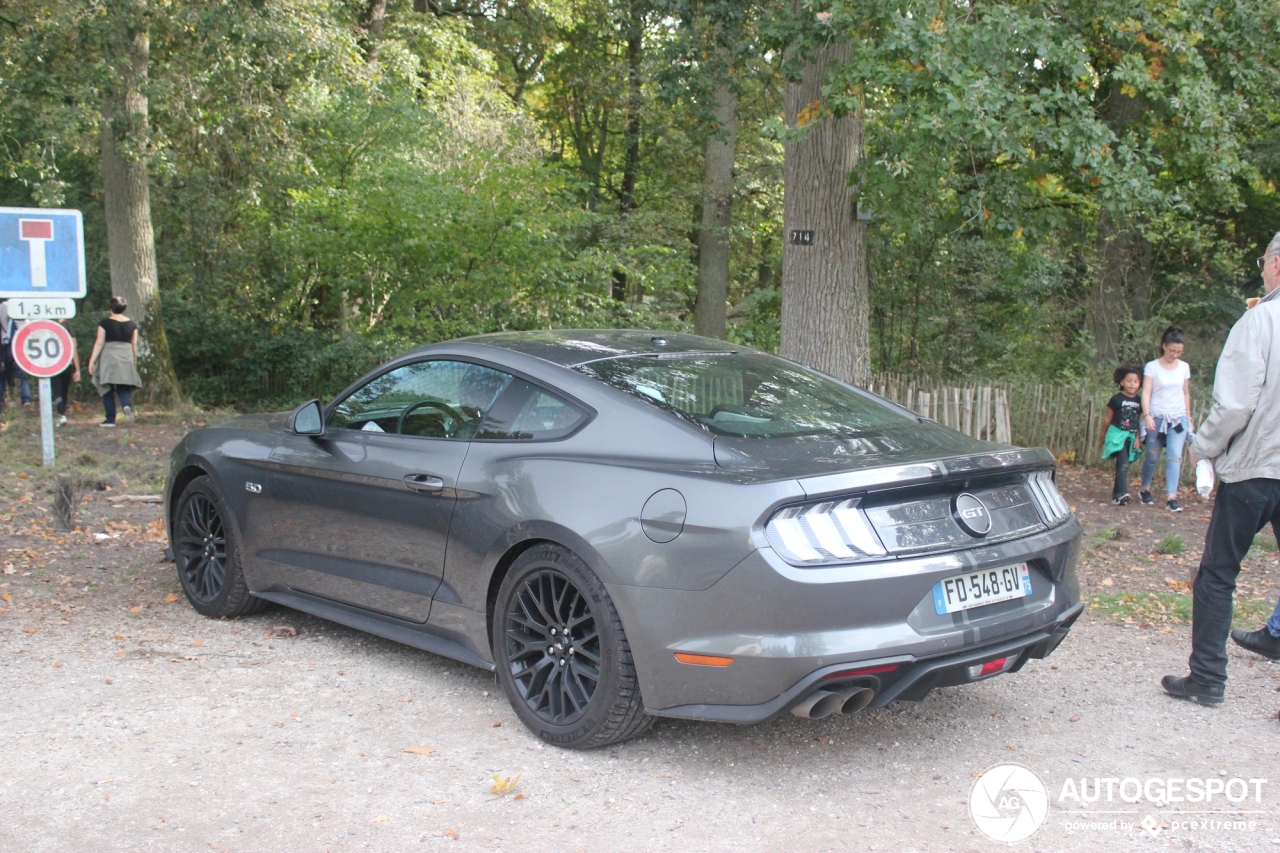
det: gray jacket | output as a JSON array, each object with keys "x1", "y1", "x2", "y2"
[{"x1": 1191, "y1": 286, "x2": 1280, "y2": 483}]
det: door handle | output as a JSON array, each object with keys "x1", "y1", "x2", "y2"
[{"x1": 403, "y1": 473, "x2": 445, "y2": 494}]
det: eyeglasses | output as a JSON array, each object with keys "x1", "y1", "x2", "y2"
[{"x1": 1261, "y1": 256, "x2": 1274, "y2": 270}]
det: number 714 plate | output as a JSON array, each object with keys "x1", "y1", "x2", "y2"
[{"x1": 932, "y1": 563, "x2": 1032, "y2": 615}]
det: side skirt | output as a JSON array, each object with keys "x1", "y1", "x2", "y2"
[{"x1": 253, "y1": 590, "x2": 495, "y2": 672}]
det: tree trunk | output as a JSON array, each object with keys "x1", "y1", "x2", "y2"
[
  {"x1": 619, "y1": 0, "x2": 643, "y2": 216},
  {"x1": 780, "y1": 39, "x2": 870, "y2": 385},
  {"x1": 360, "y1": 0, "x2": 389, "y2": 63},
  {"x1": 612, "y1": 0, "x2": 644, "y2": 303},
  {"x1": 694, "y1": 82, "x2": 737, "y2": 339},
  {"x1": 1089, "y1": 85, "x2": 1152, "y2": 364},
  {"x1": 100, "y1": 0, "x2": 180, "y2": 403}
]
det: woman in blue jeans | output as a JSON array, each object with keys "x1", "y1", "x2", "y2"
[{"x1": 1140, "y1": 326, "x2": 1193, "y2": 512}]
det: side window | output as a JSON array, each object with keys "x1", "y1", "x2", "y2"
[
  {"x1": 330, "y1": 361, "x2": 512, "y2": 439},
  {"x1": 476, "y1": 378, "x2": 589, "y2": 441}
]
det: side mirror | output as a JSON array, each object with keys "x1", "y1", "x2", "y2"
[{"x1": 289, "y1": 399, "x2": 324, "y2": 436}]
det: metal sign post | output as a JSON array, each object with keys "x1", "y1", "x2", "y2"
[{"x1": 11, "y1": 320, "x2": 75, "y2": 467}]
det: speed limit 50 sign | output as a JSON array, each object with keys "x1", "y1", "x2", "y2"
[{"x1": 11, "y1": 319, "x2": 74, "y2": 378}]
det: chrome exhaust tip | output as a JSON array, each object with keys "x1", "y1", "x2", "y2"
[
  {"x1": 839, "y1": 687, "x2": 875, "y2": 715},
  {"x1": 790, "y1": 689, "x2": 844, "y2": 719}
]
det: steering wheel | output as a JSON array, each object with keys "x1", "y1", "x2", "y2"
[{"x1": 397, "y1": 400, "x2": 464, "y2": 437}]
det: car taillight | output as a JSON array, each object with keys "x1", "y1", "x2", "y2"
[
  {"x1": 1026, "y1": 470, "x2": 1071, "y2": 524},
  {"x1": 967, "y1": 656, "x2": 1016, "y2": 679},
  {"x1": 765, "y1": 498, "x2": 887, "y2": 566}
]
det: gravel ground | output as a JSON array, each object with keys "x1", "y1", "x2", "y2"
[
  {"x1": 4, "y1": 412, "x2": 1280, "y2": 851},
  {"x1": 4, "y1": 609, "x2": 1280, "y2": 852}
]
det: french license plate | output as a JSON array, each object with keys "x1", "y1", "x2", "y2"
[{"x1": 932, "y1": 563, "x2": 1032, "y2": 615}]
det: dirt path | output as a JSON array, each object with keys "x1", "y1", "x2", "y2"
[{"x1": 3, "y1": 413, "x2": 1279, "y2": 851}]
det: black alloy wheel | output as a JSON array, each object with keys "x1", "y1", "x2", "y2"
[
  {"x1": 178, "y1": 492, "x2": 227, "y2": 604},
  {"x1": 493, "y1": 544, "x2": 651, "y2": 748},
  {"x1": 173, "y1": 476, "x2": 265, "y2": 618},
  {"x1": 505, "y1": 568, "x2": 601, "y2": 725}
]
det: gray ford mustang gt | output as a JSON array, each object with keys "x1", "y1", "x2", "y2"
[{"x1": 165, "y1": 329, "x2": 1082, "y2": 747}]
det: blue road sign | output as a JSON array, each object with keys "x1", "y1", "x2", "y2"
[{"x1": 0, "y1": 207, "x2": 86, "y2": 299}]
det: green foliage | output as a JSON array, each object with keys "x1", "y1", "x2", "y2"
[
  {"x1": 1156, "y1": 533, "x2": 1185, "y2": 555},
  {"x1": 1, "y1": 0, "x2": 1278, "y2": 410}
]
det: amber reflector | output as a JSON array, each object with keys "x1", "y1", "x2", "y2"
[{"x1": 674, "y1": 652, "x2": 734, "y2": 667}]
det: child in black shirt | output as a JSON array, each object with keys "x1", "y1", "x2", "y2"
[{"x1": 1099, "y1": 364, "x2": 1144, "y2": 505}]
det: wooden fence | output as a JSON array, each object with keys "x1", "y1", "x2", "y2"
[
  {"x1": 867, "y1": 375, "x2": 1011, "y2": 444},
  {"x1": 868, "y1": 372, "x2": 1212, "y2": 472}
]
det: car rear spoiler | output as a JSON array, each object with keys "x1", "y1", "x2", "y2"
[{"x1": 798, "y1": 447, "x2": 1057, "y2": 500}]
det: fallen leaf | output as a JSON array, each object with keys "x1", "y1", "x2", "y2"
[
  {"x1": 1, "y1": 591, "x2": 10, "y2": 603},
  {"x1": 164, "y1": 593, "x2": 180, "y2": 603},
  {"x1": 190, "y1": 640, "x2": 203, "y2": 647},
  {"x1": 1101, "y1": 577, "x2": 1114, "y2": 586},
  {"x1": 52, "y1": 662, "x2": 62, "y2": 668},
  {"x1": 513, "y1": 794, "x2": 526, "y2": 801},
  {"x1": 266, "y1": 626, "x2": 297, "y2": 639},
  {"x1": 492, "y1": 721, "x2": 501, "y2": 727},
  {"x1": 369, "y1": 815, "x2": 389, "y2": 824},
  {"x1": 491, "y1": 773, "x2": 521, "y2": 795},
  {"x1": 443, "y1": 828, "x2": 459, "y2": 839},
  {"x1": 128, "y1": 606, "x2": 142, "y2": 613},
  {"x1": 398, "y1": 697, "x2": 412, "y2": 703},
  {"x1": 23, "y1": 628, "x2": 36, "y2": 634},
  {"x1": 1160, "y1": 627, "x2": 1173, "y2": 634},
  {"x1": 1069, "y1": 715, "x2": 1081, "y2": 722},
  {"x1": 402, "y1": 747, "x2": 436, "y2": 755}
]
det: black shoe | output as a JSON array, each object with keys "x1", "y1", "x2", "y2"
[
  {"x1": 1161, "y1": 675, "x2": 1224, "y2": 705},
  {"x1": 1112, "y1": 493, "x2": 1131, "y2": 506},
  {"x1": 1231, "y1": 628, "x2": 1280, "y2": 661},
  {"x1": 1140, "y1": 490, "x2": 1154, "y2": 505},
  {"x1": 1167, "y1": 499, "x2": 1182, "y2": 512}
]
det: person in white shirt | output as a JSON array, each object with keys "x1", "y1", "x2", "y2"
[{"x1": 1139, "y1": 325, "x2": 1193, "y2": 512}]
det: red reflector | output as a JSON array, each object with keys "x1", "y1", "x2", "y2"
[
  {"x1": 979, "y1": 657, "x2": 1007, "y2": 677},
  {"x1": 20, "y1": 219, "x2": 53, "y2": 240},
  {"x1": 823, "y1": 664, "x2": 899, "y2": 680}
]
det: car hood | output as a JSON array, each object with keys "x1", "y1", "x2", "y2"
[{"x1": 711, "y1": 419, "x2": 1008, "y2": 479}]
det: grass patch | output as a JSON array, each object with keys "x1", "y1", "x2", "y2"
[
  {"x1": 1091, "y1": 526, "x2": 1118, "y2": 547},
  {"x1": 1250, "y1": 533, "x2": 1280, "y2": 556},
  {"x1": 1156, "y1": 534, "x2": 1185, "y2": 555},
  {"x1": 1089, "y1": 590, "x2": 1271, "y2": 628}
]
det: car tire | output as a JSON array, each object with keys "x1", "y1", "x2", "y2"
[
  {"x1": 174, "y1": 475, "x2": 266, "y2": 618},
  {"x1": 493, "y1": 544, "x2": 652, "y2": 748}
]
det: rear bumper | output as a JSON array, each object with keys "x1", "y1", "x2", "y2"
[
  {"x1": 609, "y1": 515, "x2": 1082, "y2": 718},
  {"x1": 650, "y1": 602, "x2": 1083, "y2": 724}
]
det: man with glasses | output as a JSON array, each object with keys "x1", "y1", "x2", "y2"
[{"x1": 1162, "y1": 232, "x2": 1280, "y2": 706}]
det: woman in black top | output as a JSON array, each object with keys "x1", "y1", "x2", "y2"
[{"x1": 87, "y1": 296, "x2": 143, "y2": 426}]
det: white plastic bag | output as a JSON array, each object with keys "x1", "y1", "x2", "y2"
[{"x1": 1196, "y1": 458, "x2": 1215, "y2": 499}]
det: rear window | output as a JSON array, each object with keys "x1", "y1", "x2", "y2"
[
  {"x1": 475, "y1": 378, "x2": 589, "y2": 440},
  {"x1": 574, "y1": 353, "x2": 913, "y2": 438}
]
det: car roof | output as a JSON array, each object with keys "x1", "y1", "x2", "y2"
[{"x1": 430, "y1": 329, "x2": 744, "y2": 367}]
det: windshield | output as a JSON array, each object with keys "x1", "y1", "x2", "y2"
[{"x1": 574, "y1": 352, "x2": 915, "y2": 439}]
